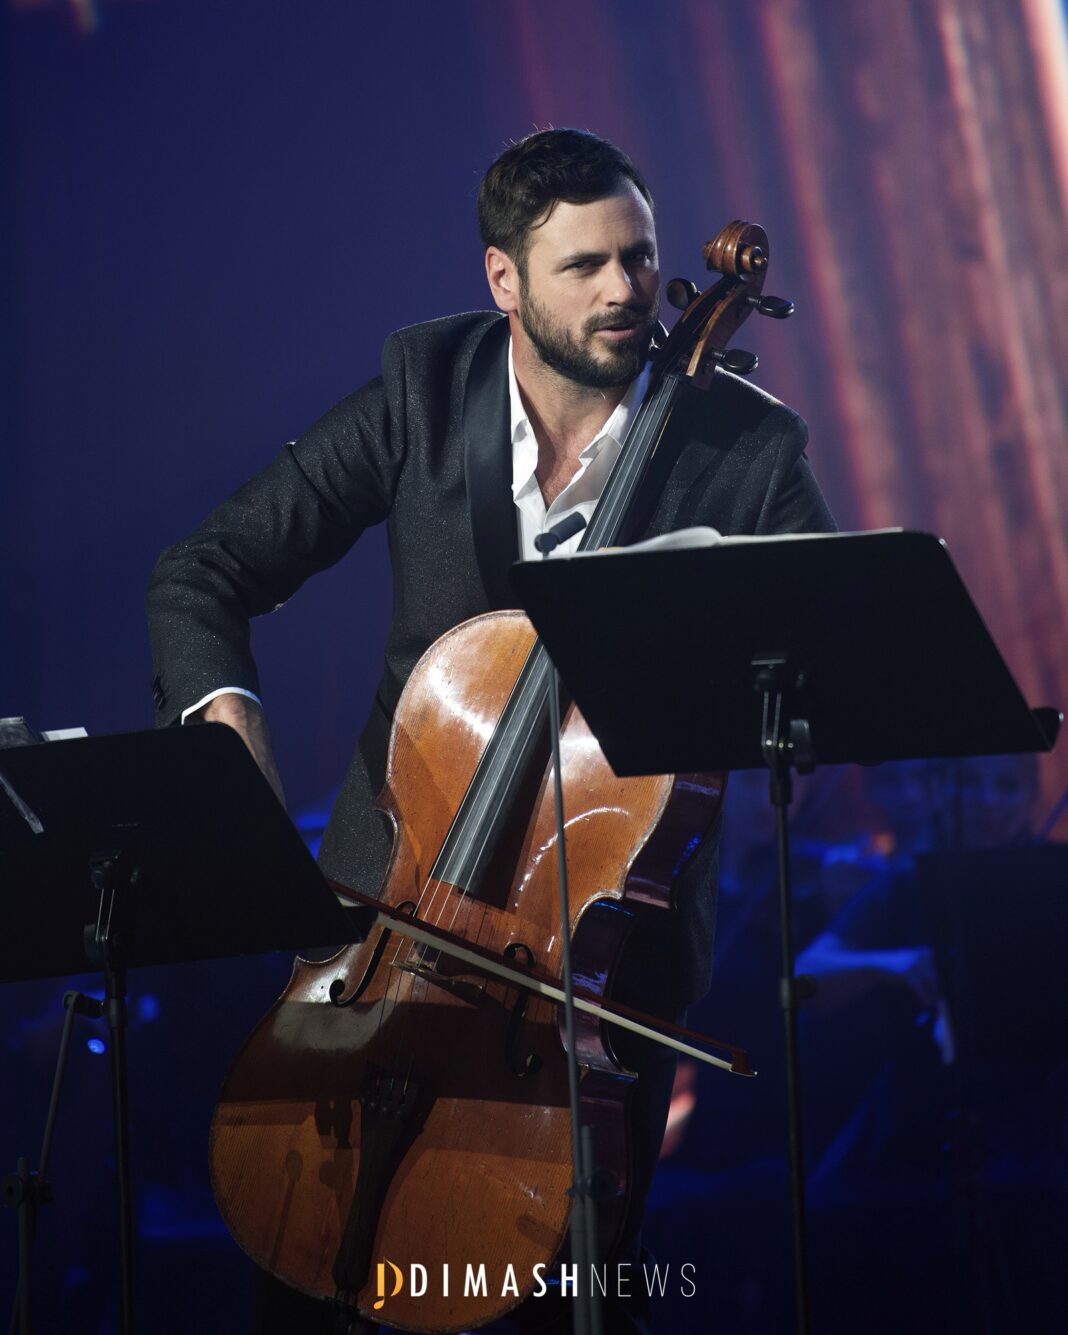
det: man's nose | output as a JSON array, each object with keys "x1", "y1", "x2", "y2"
[{"x1": 602, "y1": 260, "x2": 641, "y2": 304}]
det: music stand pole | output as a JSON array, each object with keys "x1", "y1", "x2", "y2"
[
  {"x1": 104, "y1": 964, "x2": 134, "y2": 1334},
  {"x1": 537, "y1": 514, "x2": 602, "y2": 1335},
  {"x1": 754, "y1": 657, "x2": 816, "y2": 1335},
  {"x1": 85, "y1": 853, "x2": 136, "y2": 1334},
  {"x1": 3, "y1": 989, "x2": 104, "y2": 1335}
]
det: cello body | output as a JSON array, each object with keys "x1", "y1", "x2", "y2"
[{"x1": 210, "y1": 611, "x2": 723, "y2": 1331}]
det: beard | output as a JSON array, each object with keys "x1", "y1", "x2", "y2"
[{"x1": 518, "y1": 281, "x2": 659, "y2": 389}]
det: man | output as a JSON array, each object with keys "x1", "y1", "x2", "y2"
[{"x1": 147, "y1": 129, "x2": 834, "y2": 1332}]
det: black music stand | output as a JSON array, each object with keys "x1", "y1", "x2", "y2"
[
  {"x1": 0, "y1": 725, "x2": 360, "y2": 1335},
  {"x1": 511, "y1": 528, "x2": 1060, "y2": 1335}
]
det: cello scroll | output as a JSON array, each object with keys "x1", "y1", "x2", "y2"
[{"x1": 659, "y1": 220, "x2": 794, "y2": 388}]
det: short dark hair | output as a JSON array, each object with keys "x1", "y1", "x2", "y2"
[{"x1": 478, "y1": 129, "x2": 654, "y2": 271}]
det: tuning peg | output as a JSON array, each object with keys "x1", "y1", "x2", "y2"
[
  {"x1": 712, "y1": 347, "x2": 759, "y2": 375},
  {"x1": 666, "y1": 278, "x2": 700, "y2": 311},
  {"x1": 746, "y1": 293, "x2": 794, "y2": 319}
]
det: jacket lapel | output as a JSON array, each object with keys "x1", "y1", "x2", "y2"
[{"x1": 462, "y1": 316, "x2": 518, "y2": 609}]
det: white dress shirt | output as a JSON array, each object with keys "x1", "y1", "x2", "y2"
[{"x1": 510, "y1": 340, "x2": 650, "y2": 560}]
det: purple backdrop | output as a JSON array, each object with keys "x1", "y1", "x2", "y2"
[{"x1": 4, "y1": 3, "x2": 1067, "y2": 1332}]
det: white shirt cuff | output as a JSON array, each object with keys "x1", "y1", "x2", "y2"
[{"x1": 180, "y1": 687, "x2": 262, "y2": 724}]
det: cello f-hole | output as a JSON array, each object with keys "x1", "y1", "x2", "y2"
[
  {"x1": 504, "y1": 941, "x2": 543, "y2": 1077},
  {"x1": 329, "y1": 901, "x2": 419, "y2": 1008}
]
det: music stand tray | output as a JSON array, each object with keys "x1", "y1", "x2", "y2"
[{"x1": 510, "y1": 529, "x2": 1057, "y2": 775}]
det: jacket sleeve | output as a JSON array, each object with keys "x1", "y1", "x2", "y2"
[
  {"x1": 146, "y1": 368, "x2": 403, "y2": 727},
  {"x1": 751, "y1": 406, "x2": 837, "y2": 536}
]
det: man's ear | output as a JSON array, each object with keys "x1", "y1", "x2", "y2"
[{"x1": 485, "y1": 246, "x2": 520, "y2": 313}]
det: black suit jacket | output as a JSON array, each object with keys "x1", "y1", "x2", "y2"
[{"x1": 147, "y1": 311, "x2": 835, "y2": 1005}]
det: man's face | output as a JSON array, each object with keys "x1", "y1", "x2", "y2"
[{"x1": 514, "y1": 181, "x2": 660, "y2": 389}]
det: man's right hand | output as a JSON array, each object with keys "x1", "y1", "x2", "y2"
[{"x1": 192, "y1": 692, "x2": 286, "y2": 809}]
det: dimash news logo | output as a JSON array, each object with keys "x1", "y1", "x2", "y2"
[{"x1": 373, "y1": 1260, "x2": 697, "y2": 1309}]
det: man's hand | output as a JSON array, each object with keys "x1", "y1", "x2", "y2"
[{"x1": 193, "y1": 692, "x2": 286, "y2": 809}]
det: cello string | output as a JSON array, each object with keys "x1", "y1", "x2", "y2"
[
  {"x1": 426, "y1": 378, "x2": 682, "y2": 906},
  {"x1": 389, "y1": 640, "x2": 550, "y2": 974},
  {"x1": 382, "y1": 712, "x2": 540, "y2": 1085},
  {"x1": 371, "y1": 368, "x2": 683, "y2": 1078},
  {"x1": 424, "y1": 380, "x2": 680, "y2": 942},
  {"x1": 373, "y1": 568, "x2": 596, "y2": 1076},
  {"x1": 335, "y1": 286, "x2": 752, "y2": 1229},
  {"x1": 386, "y1": 623, "x2": 564, "y2": 1045},
  {"x1": 432, "y1": 647, "x2": 553, "y2": 912}
]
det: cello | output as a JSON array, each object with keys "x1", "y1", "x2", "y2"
[{"x1": 209, "y1": 221, "x2": 790, "y2": 1331}]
